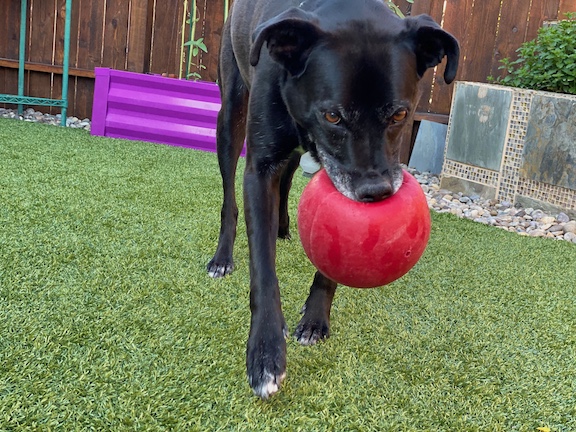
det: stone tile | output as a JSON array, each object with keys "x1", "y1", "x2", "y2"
[
  {"x1": 520, "y1": 94, "x2": 576, "y2": 191},
  {"x1": 409, "y1": 120, "x2": 448, "y2": 174},
  {"x1": 446, "y1": 83, "x2": 512, "y2": 171}
]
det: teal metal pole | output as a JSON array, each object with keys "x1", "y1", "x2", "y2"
[
  {"x1": 18, "y1": 0, "x2": 27, "y2": 115},
  {"x1": 60, "y1": 0, "x2": 72, "y2": 126}
]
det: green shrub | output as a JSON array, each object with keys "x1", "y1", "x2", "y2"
[
  {"x1": 490, "y1": 14, "x2": 576, "y2": 95},
  {"x1": 387, "y1": 0, "x2": 414, "y2": 18}
]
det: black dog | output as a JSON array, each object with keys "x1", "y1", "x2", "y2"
[{"x1": 207, "y1": 0, "x2": 459, "y2": 399}]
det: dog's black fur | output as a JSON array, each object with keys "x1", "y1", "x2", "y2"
[{"x1": 207, "y1": 0, "x2": 459, "y2": 399}]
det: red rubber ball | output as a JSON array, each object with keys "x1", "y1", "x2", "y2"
[{"x1": 297, "y1": 169, "x2": 431, "y2": 288}]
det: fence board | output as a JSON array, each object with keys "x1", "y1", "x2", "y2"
[
  {"x1": 68, "y1": 0, "x2": 101, "y2": 118},
  {"x1": 0, "y1": 1, "x2": 21, "y2": 108},
  {"x1": 126, "y1": 0, "x2": 151, "y2": 72},
  {"x1": 490, "y1": 0, "x2": 533, "y2": 80},
  {"x1": 559, "y1": 0, "x2": 576, "y2": 15},
  {"x1": 527, "y1": 0, "x2": 561, "y2": 40},
  {"x1": 102, "y1": 2, "x2": 130, "y2": 70},
  {"x1": 76, "y1": 0, "x2": 105, "y2": 70},
  {"x1": 461, "y1": 2, "x2": 502, "y2": 83},
  {"x1": 65, "y1": 0, "x2": 81, "y2": 117},
  {"x1": 49, "y1": 0, "x2": 68, "y2": 114},
  {"x1": 149, "y1": 1, "x2": 184, "y2": 75},
  {"x1": 198, "y1": 0, "x2": 225, "y2": 82},
  {"x1": 411, "y1": 0, "x2": 447, "y2": 114},
  {"x1": 27, "y1": 0, "x2": 57, "y2": 110},
  {"x1": 71, "y1": 76, "x2": 94, "y2": 120},
  {"x1": 425, "y1": 0, "x2": 473, "y2": 115},
  {"x1": 411, "y1": 0, "x2": 435, "y2": 113},
  {"x1": 410, "y1": 0, "x2": 433, "y2": 16}
]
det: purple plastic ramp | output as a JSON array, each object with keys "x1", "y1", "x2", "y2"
[{"x1": 91, "y1": 68, "x2": 244, "y2": 155}]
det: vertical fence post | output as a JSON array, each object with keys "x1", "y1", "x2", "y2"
[
  {"x1": 17, "y1": 0, "x2": 27, "y2": 115},
  {"x1": 60, "y1": 0, "x2": 72, "y2": 126}
]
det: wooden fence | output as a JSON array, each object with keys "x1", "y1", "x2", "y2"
[
  {"x1": 0, "y1": 0, "x2": 226, "y2": 119},
  {"x1": 0, "y1": 0, "x2": 574, "y2": 120},
  {"x1": 411, "y1": 0, "x2": 576, "y2": 116}
]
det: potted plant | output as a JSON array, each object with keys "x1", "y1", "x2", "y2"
[{"x1": 440, "y1": 15, "x2": 576, "y2": 216}]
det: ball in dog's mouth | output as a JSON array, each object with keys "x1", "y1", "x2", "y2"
[{"x1": 297, "y1": 168, "x2": 431, "y2": 288}]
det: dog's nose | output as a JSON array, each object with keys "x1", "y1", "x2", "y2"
[{"x1": 356, "y1": 179, "x2": 393, "y2": 202}]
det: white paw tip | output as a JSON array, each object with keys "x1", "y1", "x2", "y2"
[{"x1": 252, "y1": 371, "x2": 286, "y2": 399}]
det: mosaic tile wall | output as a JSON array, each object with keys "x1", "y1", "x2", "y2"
[{"x1": 441, "y1": 82, "x2": 576, "y2": 214}]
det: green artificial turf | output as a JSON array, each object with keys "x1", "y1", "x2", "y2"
[{"x1": 1, "y1": 118, "x2": 575, "y2": 431}]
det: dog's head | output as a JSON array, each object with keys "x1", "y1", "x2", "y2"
[{"x1": 250, "y1": 3, "x2": 459, "y2": 202}]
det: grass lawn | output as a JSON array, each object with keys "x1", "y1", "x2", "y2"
[{"x1": 1, "y1": 118, "x2": 575, "y2": 431}]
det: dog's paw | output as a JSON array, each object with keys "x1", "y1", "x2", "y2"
[
  {"x1": 249, "y1": 370, "x2": 286, "y2": 400},
  {"x1": 277, "y1": 217, "x2": 291, "y2": 240},
  {"x1": 206, "y1": 258, "x2": 234, "y2": 278},
  {"x1": 294, "y1": 309, "x2": 330, "y2": 346},
  {"x1": 277, "y1": 226, "x2": 291, "y2": 240},
  {"x1": 247, "y1": 323, "x2": 288, "y2": 399}
]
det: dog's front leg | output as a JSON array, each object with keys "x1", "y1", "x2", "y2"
[
  {"x1": 295, "y1": 271, "x2": 337, "y2": 345},
  {"x1": 243, "y1": 167, "x2": 288, "y2": 399}
]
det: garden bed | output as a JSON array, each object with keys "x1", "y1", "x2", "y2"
[
  {"x1": 441, "y1": 81, "x2": 576, "y2": 218},
  {"x1": 91, "y1": 68, "x2": 235, "y2": 154}
]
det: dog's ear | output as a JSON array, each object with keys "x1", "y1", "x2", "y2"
[
  {"x1": 250, "y1": 8, "x2": 323, "y2": 77},
  {"x1": 405, "y1": 14, "x2": 460, "y2": 84}
]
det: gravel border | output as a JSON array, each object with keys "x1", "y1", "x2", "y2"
[
  {"x1": 0, "y1": 107, "x2": 90, "y2": 130},
  {"x1": 405, "y1": 167, "x2": 576, "y2": 243}
]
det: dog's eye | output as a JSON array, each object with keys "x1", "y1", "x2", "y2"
[
  {"x1": 324, "y1": 111, "x2": 341, "y2": 125},
  {"x1": 392, "y1": 109, "x2": 408, "y2": 123}
]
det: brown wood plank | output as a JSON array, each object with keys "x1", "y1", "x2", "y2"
[
  {"x1": 441, "y1": 0, "x2": 473, "y2": 53},
  {"x1": 410, "y1": 0, "x2": 433, "y2": 16},
  {"x1": 26, "y1": 0, "x2": 55, "y2": 65},
  {"x1": 200, "y1": 0, "x2": 225, "y2": 82},
  {"x1": 65, "y1": 0, "x2": 82, "y2": 117},
  {"x1": 149, "y1": 0, "x2": 183, "y2": 75},
  {"x1": 421, "y1": 0, "x2": 472, "y2": 115},
  {"x1": 72, "y1": 76, "x2": 94, "y2": 120},
  {"x1": 0, "y1": 59, "x2": 95, "y2": 78},
  {"x1": 68, "y1": 0, "x2": 96, "y2": 118},
  {"x1": 75, "y1": 0, "x2": 105, "y2": 70},
  {"x1": 423, "y1": 2, "x2": 458, "y2": 115},
  {"x1": 0, "y1": 2, "x2": 21, "y2": 60},
  {"x1": 142, "y1": 0, "x2": 156, "y2": 73},
  {"x1": 67, "y1": 0, "x2": 81, "y2": 70},
  {"x1": 0, "y1": 0, "x2": 21, "y2": 104},
  {"x1": 413, "y1": 0, "x2": 452, "y2": 114},
  {"x1": 126, "y1": 0, "x2": 150, "y2": 72},
  {"x1": 27, "y1": 0, "x2": 57, "y2": 112},
  {"x1": 71, "y1": 0, "x2": 104, "y2": 118},
  {"x1": 53, "y1": 0, "x2": 67, "y2": 65},
  {"x1": 558, "y1": 0, "x2": 576, "y2": 16},
  {"x1": 527, "y1": 0, "x2": 561, "y2": 40},
  {"x1": 489, "y1": 0, "x2": 533, "y2": 80},
  {"x1": 101, "y1": 2, "x2": 130, "y2": 70},
  {"x1": 457, "y1": 0, "x2": 502, "y2": 85},
  {"x1": 49, "y1": 0, "x2": 68, "y2": 115}
]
